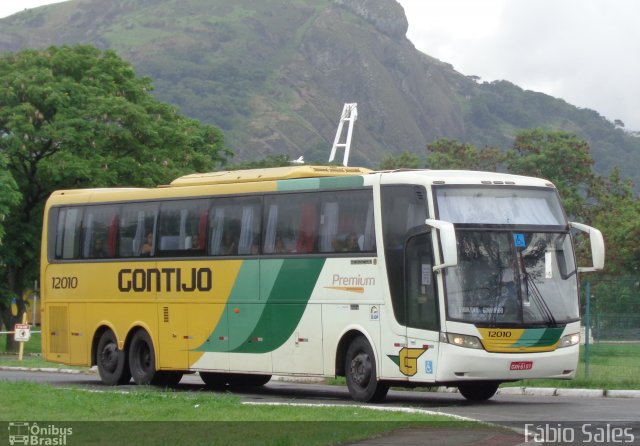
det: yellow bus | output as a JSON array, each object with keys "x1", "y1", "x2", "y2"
[{"x1": 40, "y1": 166, "x2": 604, "y2": 402}]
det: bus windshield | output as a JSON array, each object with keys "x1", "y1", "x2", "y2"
[
  {"x1": 435, "y1": 186, "x2": 577, "y2": 326},
  {"x1": 435, "y1": 186, "x2": 566, "y2": 226},
  {"x1": 444, "y1": 230, "x2": 579, "y2": 326}
]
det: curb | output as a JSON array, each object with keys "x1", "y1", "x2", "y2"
[{"x1": 2, "y1": 366, "x2": 639, "y2": 398}]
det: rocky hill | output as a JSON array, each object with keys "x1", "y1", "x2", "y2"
[{"x1": 1, "y1": 0, "x2": 638, "y2": 184}]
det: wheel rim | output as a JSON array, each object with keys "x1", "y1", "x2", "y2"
[
  {"x1": 350, "y1": 352, "x2": 372, "y2": 387},
  {"x1": 100, "y1": 342, "x2": 118, "y2": 373},
  {"x1": 134, "y1": 342, "x2": 152, "y2": 374}
]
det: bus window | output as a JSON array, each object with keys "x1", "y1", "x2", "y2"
[
  {"x1": 209, "y1": 197, "x2": 261, "y2": 256},
  {"x1": 81, "y1": 204, "x2": 120, "y2": 259},
  {"x1": 264, "y1": 193, "x2": 319, "y2": 254},
  {"x1": 120, "y1": 202, "x2": 158, "y2": 257},
  {"x1": 381, "y1": 185, "x2": 428, "y2": 325},
  {"x1": 157, "y1": 199, "x2": 209, "y2": 256},
  {"x1": 405, "y1": 233, "x2": 439, "y2": 331},
  {"x1": 54, "y1": 207, "x2": 83, "y2": 260},
  {"x1": 318, "y1": 189, "x2": 375, "y2": 253}
]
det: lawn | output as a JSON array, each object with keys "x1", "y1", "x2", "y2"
[{"x1": 0, "y1": 381, "x2": 481, "y2": 446}]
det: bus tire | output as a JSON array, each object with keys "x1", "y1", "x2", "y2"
[
  {"x1": 96, "y1": 330, "x2": 131, "y2": 386},
  {"x1": 345, "y1": 336, "x2": 389, "y2": 402},
  {"x1": 200, "y1": 372, "x2": 228, "y2": 388},
  {"x1": 152, "y1": 371, "x2": 183, "y2": 387},
  {"x1": 458, "y1": 381, "x2": 500, "y2": 401},
  {"x1": 229, "y1": 374, "x2": 272, "y2": 387},
  {"x1": 128, "y1": 330, "x2": 157, "y2": 385}
]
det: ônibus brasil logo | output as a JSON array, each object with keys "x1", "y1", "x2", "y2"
[{"x1": 8, "y1": 422, "x2": 73, "y2": 445}]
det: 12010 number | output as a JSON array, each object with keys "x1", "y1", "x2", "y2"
[{"x1": 51, "y1": 276, "x2": 78, "y2": 289}]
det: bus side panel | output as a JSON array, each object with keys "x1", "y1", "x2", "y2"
[
  {"x1": 68, "y1": 303, "x2": 88, "y2": 365},
  {"x1": 44, "y1": 303, "x2": 69, "y2": 364},
  {"x1": 188, "y1": 303, "x2": 228, "y2": 370},
  {"x1": 271, "y1": 304, "x2": 323, "y2": 375},
  {"x1": 157, "y1": 303, "x2": 188, "y2": 370}
]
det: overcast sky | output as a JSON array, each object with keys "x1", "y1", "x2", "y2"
[{"x1": 2, "y1": 0, "x2": 639, "y2": 131}]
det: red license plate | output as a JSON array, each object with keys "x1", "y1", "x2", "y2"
[{"x1": 510, "y1": 361, "x2": 533, "y2": 371}]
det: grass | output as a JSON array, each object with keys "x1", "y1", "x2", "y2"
[
  {"x1": 0, "y1": 381, "x2": 482, "y2": 446},
  {"x1": 505, "y1": 343, "x2": 640, "y2": 390}
]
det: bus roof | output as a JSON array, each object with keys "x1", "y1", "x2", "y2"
[{"x1": 169, "y1": 165, "x2": 372, "y2": 187}]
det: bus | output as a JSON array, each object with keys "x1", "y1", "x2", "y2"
[{"x1": 40, "y1": 166, "x2": 604, "y2": 402}]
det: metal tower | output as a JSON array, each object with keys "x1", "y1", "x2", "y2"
[{"x1": 328, "y1": 103, "x2": 358, "y2": 166}]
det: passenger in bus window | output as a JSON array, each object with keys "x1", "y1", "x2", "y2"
[
  {"x1": 221, "y1": 231, "x2": 237, "y2": 255},
  {"x1": 275, "y1": 234, "x2": 288, "y2": 253},
  {"x1": 93, "y1": 237, "x2": 107, "y2": 258},
  {"x1": 190, "y1": 234, "x2": 201, "y2": 251},
  {"x1": 344, "y1": 233, "x2": 361, "y2": 252},
  {"x1": 140, "y1": 233, "x2": 153, "y2": 256}
]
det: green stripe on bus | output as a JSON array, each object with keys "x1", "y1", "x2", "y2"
[
  {"x1": 231, "y1": 258, "x2": 325, "y2": 353},
  {"x1": 277, "y1": 176, "x2": 364, "y2": 191},
  {"x1": 511, "y1": 327, "x2": 564, "y2": 348},
  {"x1": 195, "y1": 258, "x2": 325, "y2": 354}
]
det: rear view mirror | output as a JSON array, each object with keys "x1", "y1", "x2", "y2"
[
  {"x1": 425, "y1": 219, "x2": 458, "y2": 271},
  {"x1": 570, "y1": 221, "x2": 605, "y2": 273}
]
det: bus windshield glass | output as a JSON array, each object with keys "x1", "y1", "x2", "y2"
[
  {"x1": 444, "y1": 231, "x2": 578, "y2": 325},
  {"x1": 435, "y1": 186, "x2": 577, "y2": 326},
  {"x1": 435, "y1": 186, "x2": 565, "y2": 226}
]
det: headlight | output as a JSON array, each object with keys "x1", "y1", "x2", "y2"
[
  {"x1": 558, "y1": 333, "x2": 580, "y2": 348},
  {"x1": 443, "y1": 332, "x2": 483, "y2": 349}
]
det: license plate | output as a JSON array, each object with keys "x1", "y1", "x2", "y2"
[{"x1": 510, "y1": 361, "x2": 533, "y2": 371}]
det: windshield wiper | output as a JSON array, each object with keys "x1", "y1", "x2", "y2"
[{"x1": 520, "y1": 253, "x2": 557, "y2": 327}]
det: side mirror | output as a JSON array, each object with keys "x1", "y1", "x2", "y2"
[
  {"x1": 425, "y1": 219, "x2": 458, "y2": 271},
  {"x1": 570, "y1": 222, "x2": 605, "y2": 273}
]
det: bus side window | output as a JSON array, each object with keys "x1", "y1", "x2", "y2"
[
  {"x1": 319, "y1": 189, "x2": 375, "y2": 254},
  {"x1": 210, "y1": 197, "x2": 260, "y2": 256},
  {"x1": 81, "y1": 205, "x2": 121, "y2": 259},
  {"x1": 54, "y1": 207, "x2": 83, "y2": 260},
  {"x1": 263, "y1": 193, "x2": 319, "y2": 255},
  {"x1": 120, "y1": 203, "x2": 158, "y2": 257},
  {"x1": 157, "y1": 199, "x2": 209, "y2": 256},
  {"x1": 381, "y1": 185, "x2": 428, "y2": 325}
]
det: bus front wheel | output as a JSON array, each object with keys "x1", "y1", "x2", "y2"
[
  {"x1": 128, "y1": 330, "x2": 157, "y2": 385},
  {"x1": 96, "y1": 330, "x2": 131, "y2": 386},
  {"x1": 345, "y1": 336, "x2": 389, "y2": 402},
  {"x1": 458, "y1": 381, "x2": 500, "y2": 401}
]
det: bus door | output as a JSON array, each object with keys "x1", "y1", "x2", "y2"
[{"x1": 402, "y1": 232, "x2": 440, "y2": 383}]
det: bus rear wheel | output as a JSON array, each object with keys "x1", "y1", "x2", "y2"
[
  {"x1": 458, "y1": 381, "x2": 500, "y2": 401},
  {"x1": 345, "y1": 336, "x2": 389, "y2": 402},
  {"x1": 96, "y1": 330, "x2": 131, "y2": 386},
  {"x1": 128, "y1": 330, "x2": 157, "y2": 385},
  {"x1": 152, "y1": 371, "x2": 184, "y2": 387},
  {"x1": 200, "y1": 372, "x2": 227, "y2": 388},
  {"x1": 229, "y1": 374, "x2": 271, "y2": 387}
]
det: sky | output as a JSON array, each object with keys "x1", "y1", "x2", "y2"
[{"x1": 1, "y1": 0, "x2": 639, "y2": 131}]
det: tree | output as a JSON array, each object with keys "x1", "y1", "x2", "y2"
[
  {"x1": 379, "y1": 151, "x2": 420, "y2": 170},
  {"x1": 225, "y1": 154, "x2": 293, "y2": 170},
  {"x1": 0, "y1": 153, "x2": 20, "y2": 242},
  {"x1": 0, "y1": 45, "x2": 228, "y2": 349},
  {"x1": 505, "y1": 130, "x2": 595, "y2": 217},
  {"x1": 425, "y1": 139, "x2": 502, "y2": 171},
  {"x1": 588, "y1": 169, "x2": 640, "y2": 274}
]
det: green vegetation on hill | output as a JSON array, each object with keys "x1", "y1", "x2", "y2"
[{"x1": 0, "y1": 0, "x2": 638, "y2": 187}]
